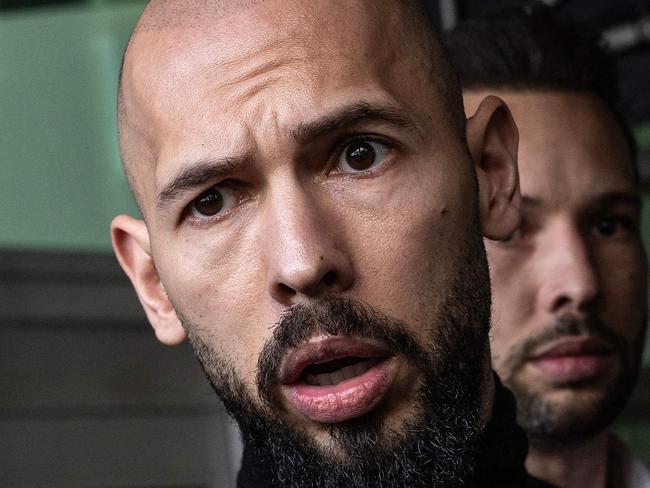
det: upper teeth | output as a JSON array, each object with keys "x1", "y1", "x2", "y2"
[{"x1": 304, "y1": 360, "x2": 373, "y2": 386}]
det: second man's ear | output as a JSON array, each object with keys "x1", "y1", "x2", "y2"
[
  {"x1": 465, "y1": 95, "x2": 520, "y2": 241},
  {"x1": 110, "y1": 214, "x2": 188, "y2": 345}
]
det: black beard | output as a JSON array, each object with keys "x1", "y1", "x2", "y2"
[
  {"x1": 501, "y1": 314, "x2": 644, "y2": 448},
  {"x1": 184, "y1": 234, "x2": 492, "y2": 487}
]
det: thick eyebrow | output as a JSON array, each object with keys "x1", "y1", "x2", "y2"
[
  {"x1": 156, "y1": 156, "x2": 248, "y2": 210},
  {"x1": 290, "y1": 102, "x2": 420, "y2": 142},
  {"x1": 520, "y1": 195, "x2": 542, "y2": 208},
  {"x1": 519, "y1": 192, "x2": 641, "y2": 214},
  {"x1": 590, "y1": 191, "x2": 642, "y2": 211}
]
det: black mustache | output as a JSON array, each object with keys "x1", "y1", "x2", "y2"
[
  {"x1": 524, "y1": 315, "x2": 623, "y2": 356},
  {"x1": 256, "y1": 296, "x2": 427, "y2": 405},
  {"x1": 501, "y1": 314, "x2": 627, "y2": 374}
]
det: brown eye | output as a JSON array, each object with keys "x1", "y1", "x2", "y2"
[
  {"x1": 339, "y1": 140, "x2": 390, "y2": 173},
  {"x1": 596, "y1": 218, "x2": 618, "y2": 236},
  {"x1": 191, "y1": 187, "x2": 224, "y2": 217},
  {"x1": 594, "y1": 217, "x2": 629, "y2": 237}
]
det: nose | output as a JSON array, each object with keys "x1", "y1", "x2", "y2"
[
  {"x1": 261, "y1": 182, "x2": 354, "y2": 306},
  {"x1": 536, "y1": 221, "x2": 599, "y2": 314}
]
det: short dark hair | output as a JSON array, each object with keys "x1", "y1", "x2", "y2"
[{"x1": 443, "y1": 2, "x2": 638, "y2": 179}]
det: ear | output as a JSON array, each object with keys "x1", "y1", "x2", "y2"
[
  {"x1": 465, "y1": 95, "x2": 521, "y2": 240},
  {"x1": 111, "y1": 215, "x2": 187, "y2": 345}
]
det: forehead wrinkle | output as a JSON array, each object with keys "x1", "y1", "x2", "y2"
[{"x1": 207, "y1": 49, "x2": 315, "y2": 104}]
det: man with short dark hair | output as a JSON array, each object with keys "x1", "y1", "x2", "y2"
[
  {"x1": 445, "y1": 6, "x2": 649, "y2": 488},
  {"x1": 110, "y1": 0, "x2": 552, "y2": 486}
]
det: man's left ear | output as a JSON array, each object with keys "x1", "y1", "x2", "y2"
[{"x1": 466, "y1": 95, "x2": 520, "y2": 240}]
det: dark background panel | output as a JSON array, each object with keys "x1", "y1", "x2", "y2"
[
  {"x1": 0, "y1": 250, "x2": 241, "y2": 487},
  {"x1": 0, "y1": 325, "x2": 218, "y2": 411},
  {"x1": 1, "y1": 416, "x2": 234, "y2": 487}
]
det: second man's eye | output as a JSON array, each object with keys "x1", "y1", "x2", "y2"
[
  {"x1": 595, "y1": 218, "x2": 619, "y2": 236},
  {"x1": 338, "y1": 140, "x2": 390, "y2": 174}
]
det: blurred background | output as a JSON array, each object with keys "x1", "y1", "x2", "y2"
[{"x1": 1, "y1": 0, "x2": 649, "y2": 486}]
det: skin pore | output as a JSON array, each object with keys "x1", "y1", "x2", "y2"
[
  {"x1": 112, "y1": 0, "x2": 521, "y2": 485},
  {"x1": 464, "y1": 90, "x2": 648, "y2": 488}
]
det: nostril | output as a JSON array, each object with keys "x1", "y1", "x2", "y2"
[
  {"x1": 323, "y1": 270, "x2": 337, "y2": 287},
  {"x1": 553, "y1": 296, "x2": 571, "y2": 310},
  {"x1": 277, "y1": 282, "x2": 296, "y2": 298}
]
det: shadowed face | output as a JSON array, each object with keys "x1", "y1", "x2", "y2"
[
  {"x1": 113, "y1": 0, "x2": 520, "y2": 484},
  {"x1": 465, "y1": 90, "x2": 648, "y2": 445}
]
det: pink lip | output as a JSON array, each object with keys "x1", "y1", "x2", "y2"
[
  {"x1": 279, "y1": 335, "x2": 397, "y2": 423},
  {"x1": 528, "y1": 337, "x2": 614, "y2": 383}
]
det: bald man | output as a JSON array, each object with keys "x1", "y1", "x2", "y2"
[
  {"x1": 445, "y1": 6, "x2": 649, "y2": 488},
  {"x1": 110, "y1": 1, "x2": 553, "y2": 486}
]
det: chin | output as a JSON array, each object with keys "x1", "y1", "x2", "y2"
[
  {"x1": 293, "y1": 391, "x2": 424, "y2": 452},
  {"x1": 513, "y1": 379, "x2": 632, "y2": 443}
]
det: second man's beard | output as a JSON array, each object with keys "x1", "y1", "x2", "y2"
[{"x1": 501, "y1": 315, "x2": 642, "y2": 448}]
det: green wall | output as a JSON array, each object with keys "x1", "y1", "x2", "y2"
[{"x1": 1, "y1": 2, "x2": 144, "y2": 251}]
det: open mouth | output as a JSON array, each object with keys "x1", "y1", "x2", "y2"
[
  {"x1": 280, "y1": 336, "x2": 398, "y2": 424},
  {"x1": 302, "y1": 357, "x2": 380, "y2": 386}
]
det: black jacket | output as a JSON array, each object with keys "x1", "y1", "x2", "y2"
[
  {"x1": 471, "y1": 376, "x2": 554, "y2": 488},
  {"x1": 237, "y1": 375, "x2": 555, "y2": 487}
]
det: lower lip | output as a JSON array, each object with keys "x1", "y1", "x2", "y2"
[
  {"x1": 281, "y1": 358, "x2": 397, "y2": 424},
  {"x1": 530, "y1": 354, "x2": 613, "y2": 383}
]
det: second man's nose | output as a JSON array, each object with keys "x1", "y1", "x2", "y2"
[{"x1": 536, "y1": 222, "x2": 599, "y2": 315}]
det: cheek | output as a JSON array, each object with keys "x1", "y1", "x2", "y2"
[
  {"x1": 485, "y1": 243, "x2": 534, "y2": 360},
  {"x1": 485, "y1": 242, "x2": 533, "y2": 316},
  {"x1": 154, "y1": 231, "x2": 273, "y2": 387},
  {"x1": 595, "y1": 248, "x2": 648, "y2": 338},
  {"x1": 597, "y1": 245, "x2": 647, "y2": 292},
  {"x1": 489, "y1": 328, "x2": 510, "y2": 369},
  {"x1": 333, "y1": 166, "x2": 475, "y2": 328}
]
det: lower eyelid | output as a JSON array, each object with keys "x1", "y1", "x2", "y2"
[{"x1": 335, "y1": 156, "x2": 396, "y2": 179}]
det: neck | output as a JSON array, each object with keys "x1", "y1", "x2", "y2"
[{"x1": 526, "y1": 431, "x2": 609, "y2": 488}]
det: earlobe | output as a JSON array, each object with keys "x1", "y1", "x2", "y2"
[
  {"x1": 465, "y1": 95, "x2": 521, "y2": 240},
  {"x1": 111, "y1": 215, "x2": 187, "y2": 345}
]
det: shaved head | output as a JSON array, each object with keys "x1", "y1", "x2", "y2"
[{"x1": 117, "y1": 0, "x2": 464, "y2": 213}]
